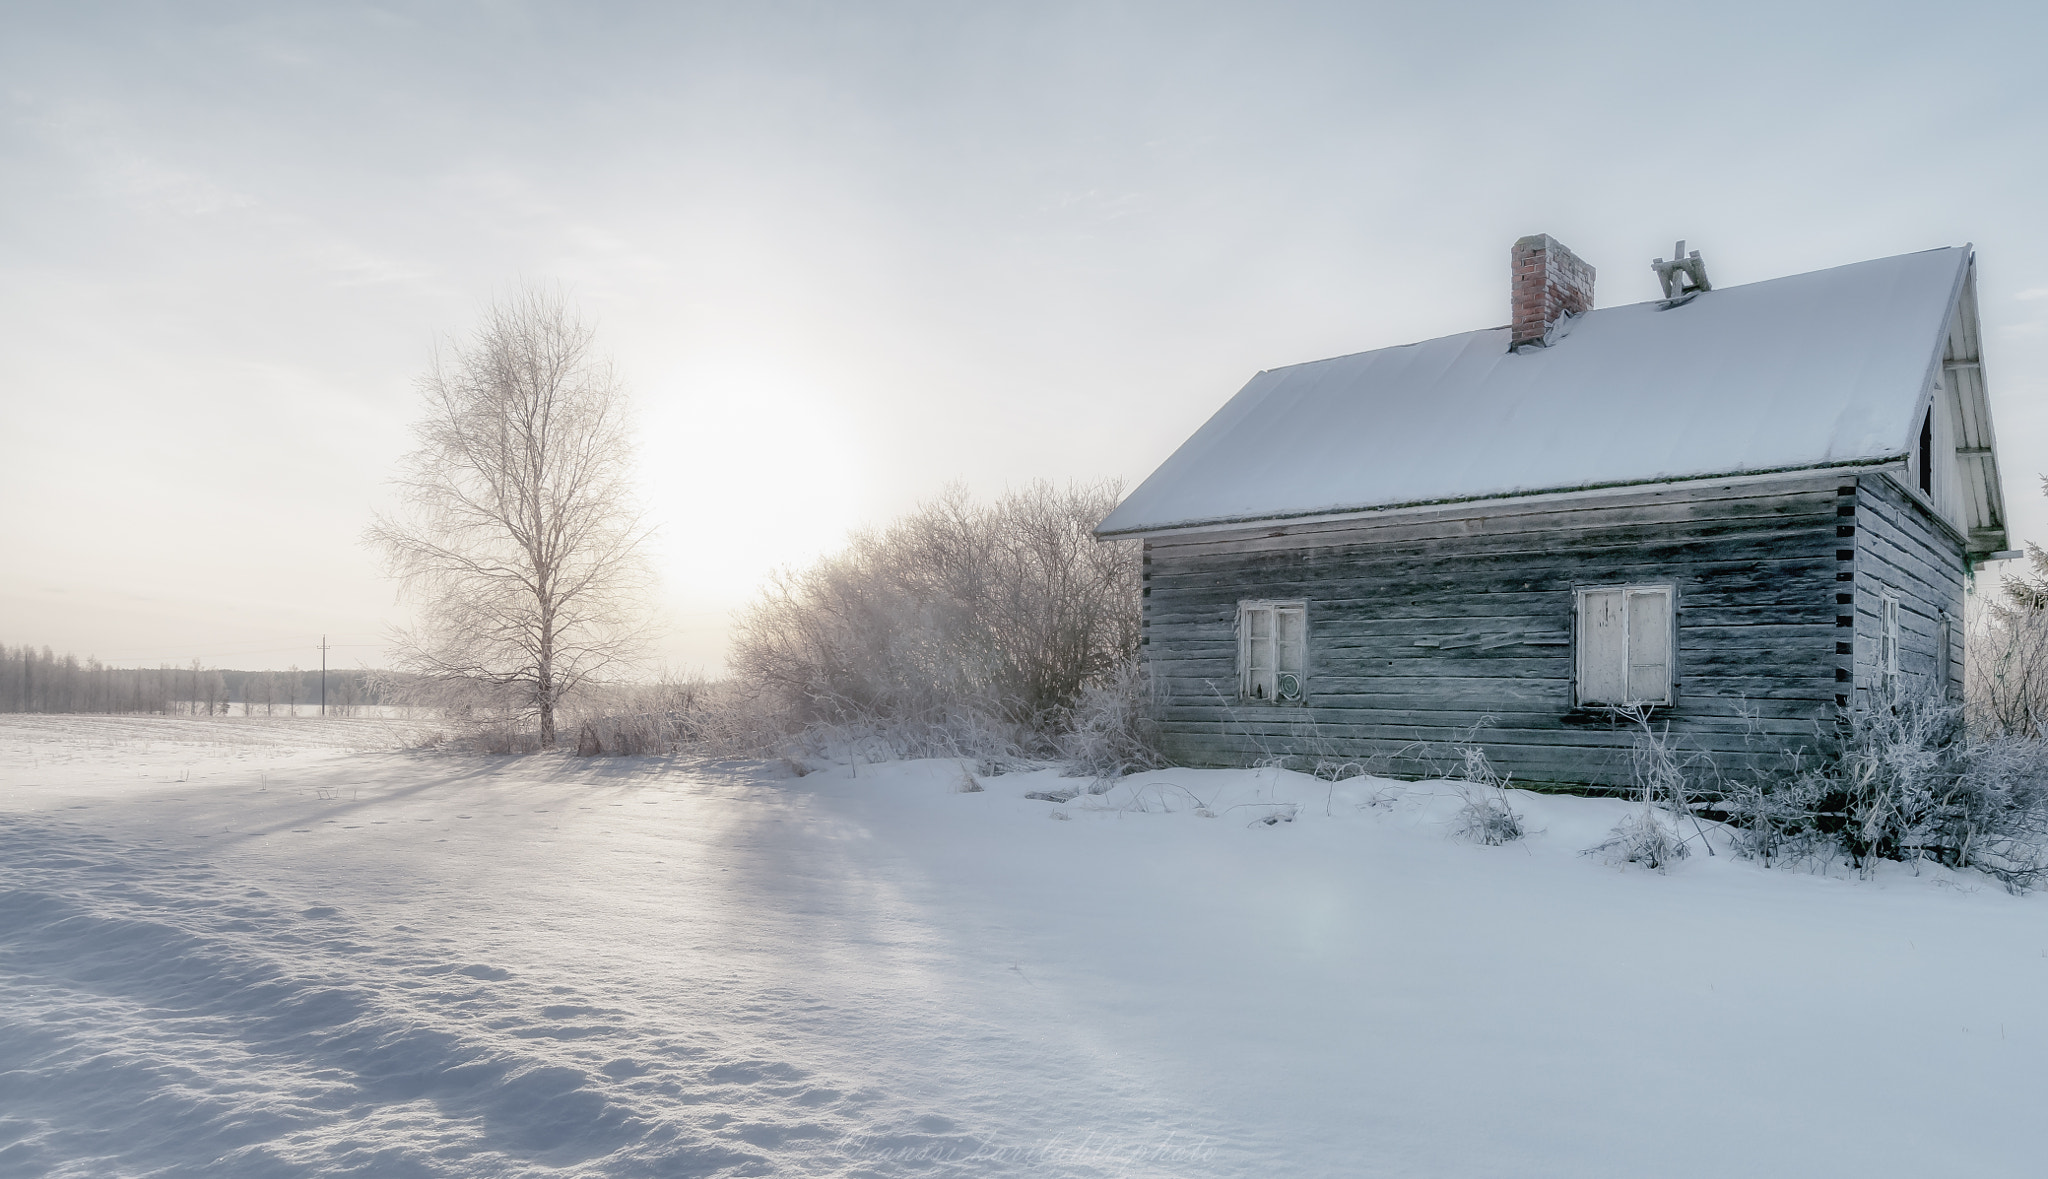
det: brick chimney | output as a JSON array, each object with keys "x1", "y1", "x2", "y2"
[{"x1": 1510, "y1": 234, "x2": 1595, "y2": 349}]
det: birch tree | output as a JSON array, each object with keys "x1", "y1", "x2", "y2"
[{"x1": 367, "y1": 287, "x2": 650, "y2": 749}]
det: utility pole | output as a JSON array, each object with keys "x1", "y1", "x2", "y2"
[{"x1": 319, "y1": 635, "x2": 330, "y2": 717}]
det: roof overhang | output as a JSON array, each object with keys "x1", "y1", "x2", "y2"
[
  {"x1": 1096, "y1": 460, "x2": 1901, "y2": 541},
  {"x1": 1929, "y1": 252, "x2": 2010, "y2": 558},
  {"x1": 1098, "y1": 247, "x2": 1980, "y2": 541}
]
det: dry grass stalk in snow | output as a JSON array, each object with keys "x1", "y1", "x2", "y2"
[
  {"x1": 1581, "y1": 707, "x2": 1709, "y2": 871},
  {"x1": 1448, "y1": 740, "x2": 1525, "y2": 846}
]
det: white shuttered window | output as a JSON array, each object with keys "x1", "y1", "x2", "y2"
[
  {"x1": 1239, "y1": 600, "x2": 1307, "y2": 702},
  {"x1": 1576, "y1": 585, "x2": 1674, "y2": 707}
]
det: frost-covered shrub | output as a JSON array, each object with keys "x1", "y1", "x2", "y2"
[
  {"x1": 1969, "y1": 542, "x2": 2048, "y2": 737},
  {"x1": 471, "y1": 723, "x2": 543, "y2": 755},
  {"x1": 729, "y1": 481, "x2": 1139, "y2": 732},
  {"x1": 1056, "y1": 659, "x2": 1165, "y2": 779},
  {"x1": 1951, "y1": 737, "x2": 2048, "y2": 887},
  {"x1": 555, "y1": 675, "x2": 734, "y2": 756},
  {"x1": 1723, "y1": 682, "x2": 2048, "y2": 889},
  {"x1": 720, "y1": 480, "x2": 1148, "y2": 772},
  {"x1": 1720, "y1": 772, "x2": 1828, "y2": 867}
]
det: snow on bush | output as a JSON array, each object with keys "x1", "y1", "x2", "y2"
[
  {"x1": 1056, "y1": 658, "x2": 1166, "y2": 780},
  {"x1": 708, "y1": 480, "x2": 1154, "y2": 773},
  {"x1": 728, "y1": 481, "x2": 1139, "y2": 734},
  {"x1": 1722, "y1": 681, "x2": 2048, "y2": 889},
  {"x1": 1968, "y1": 538, "x2": 2048, "y2": 738}
]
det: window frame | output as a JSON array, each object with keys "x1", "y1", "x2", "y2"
[
  {"x1": 1879, "y1": 590, "x2": 1902, "y2": 688},
  {"x1": 1937, "y1": 610, "x2": 1954, "y2": 697},
  {"x1": 1573, "y1": 583, "x2": 1677, "y2": 708},
  {"x1": 1237, "y1": 599, "x2": 1308, "y2": 703}
]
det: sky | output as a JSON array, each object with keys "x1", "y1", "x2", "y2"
[{"x1": 5, "y1": 1, "x2": 2047, "y2": 675}]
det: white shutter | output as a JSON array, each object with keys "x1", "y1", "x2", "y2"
[
  {"x1": 1242, "y1": 604, "x2": 1274, "y2": 699},
  {"x1": 1578, "y1": 585, "x2": 1674, "y2": 706},
  {"x1": 1276, "y1": 605, "x2": 1306, "y2": 677},
  {"x1": 1577, "y1": 588, "x2": 1628, "y2": 705},
  {"x1": 1626, "y1": 588, "x2": 1672, "y2": 704}
]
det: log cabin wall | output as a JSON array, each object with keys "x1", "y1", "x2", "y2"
[
  {"x1": 1138, "y1": 473, "x2": 1930, "y2": 789},
  {"x1": 1848, "y1": 473, "x2": 1969, "y2": 704}
]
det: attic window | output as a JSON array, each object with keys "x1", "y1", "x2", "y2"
[
  {"x1": 1576, "y1": 585, "x2": 1674, "y2": 707},
  {"x1": 1239, "y1": 600, "x2": 1307, "y2": 702}
]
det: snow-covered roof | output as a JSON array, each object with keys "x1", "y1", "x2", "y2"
[{"x1": 1100, "y1": 246, "x2": 1999, "y2": 542}]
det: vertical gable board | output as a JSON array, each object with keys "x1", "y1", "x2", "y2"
[
  {"x1": 1578, "y1": 589, "x2": 1627, "y2": 704},
  {"x1": 1627, "y1": 590, "x2": 1672, "y2": 703}
]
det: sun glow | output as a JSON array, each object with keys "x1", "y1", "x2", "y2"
[{"x1": 638, "y1": 354, "x2": 877, "y2": 669}]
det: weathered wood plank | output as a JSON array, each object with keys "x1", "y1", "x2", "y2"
[
  {"x1": 1150, "y1": 478, "x2": 1845, "y2": 557},
  {"x1": 1151, "y1": 531, "x2": 1841, "y2": 585},
  {"x1": 1845, "y1": 474, "x2": 1966, "y2": 697},
  {"x1": 1143, "y1": 479, "x2": 1856, "y2": 783}
]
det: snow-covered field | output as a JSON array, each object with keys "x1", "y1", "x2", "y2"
[{"x1": 3, "y1": 716, "x2": 2045, "y2": 1177}]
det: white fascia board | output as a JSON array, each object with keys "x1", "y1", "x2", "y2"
[
  {"x1": 1907, "y1": 246, "x2": 1976, "y2": 456},
  {"x1": 1096, "y1": 461, "x2": 1903, "y2": 542},
  {"x1": 1958, "y1": 259, "x2": 2011, "y2": 538}
]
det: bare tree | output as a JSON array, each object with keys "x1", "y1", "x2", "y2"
[
  {"x1": 1967, "y1": 476, "x2": 2048, "y2": 737},
  {"x1": 366, "y1": 286, "x2": 651, "y2": 749},
  {"x1": 331, "y1": 671, "x2": 359, "y2": 718}
]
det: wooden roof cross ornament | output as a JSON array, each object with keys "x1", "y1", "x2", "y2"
[{"x1": 1652, "y1": 240, "x2": 1712, "y2": 306}]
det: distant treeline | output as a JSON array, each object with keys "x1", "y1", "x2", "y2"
[{"x1": 0, "y1": 644, "x2": 402, "y2": 716}]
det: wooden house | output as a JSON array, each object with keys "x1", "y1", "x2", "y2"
[{"x1": 1097, "y1": 237, "x2": 2013, "y2": 787}]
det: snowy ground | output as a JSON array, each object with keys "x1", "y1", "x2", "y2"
[{"x1": 3, "y1": 716, "x2": 2046, "y2": 1177}]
